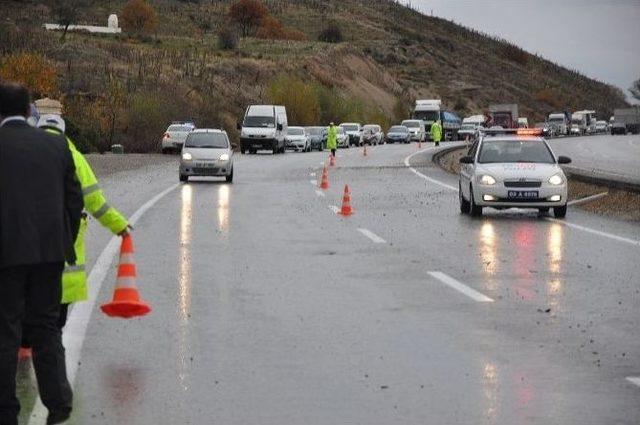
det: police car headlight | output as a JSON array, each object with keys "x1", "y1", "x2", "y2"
[
  {"x1": 548, "y1": 174, "x2": 563, "y2": 185},
  {"x1": 479, "y1": 175, "x2": 496, "y2": 185},
  {"x1": 219, "y1": 153, "x2": 230, "y2": 161},
  {"x1": 182, "y1": 152, "x2": 192, "y2": 161}
]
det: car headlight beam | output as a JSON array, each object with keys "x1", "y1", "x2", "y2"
[
  {"x1": 548, "y1": 174, "x2": 563, "y2": 185},
  {"x1": 182, "y1": 152, "x2": 192, "y2": 161},
  {"x1": 479, "y1": 175, "x2": 496, "y2": 185}
]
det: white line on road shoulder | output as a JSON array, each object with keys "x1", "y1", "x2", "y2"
[
  {"x1": 428, "y1": 271, "x2": 494, "y2": 302},
  {"x1": 626, "y1": 377, "x2": 640, "y2": 388},
  {"x1": 28, "y1": 183, "x2": 180, "y2": 425},
  {"x1": 567, "y1": 192, "x2": 608, "y2": 206},
  {"x1": 329, "y1": 205, "x2": 340, "y2": 214},
  {"x1": 404, "y1": 148, "x2": 458, "y2": 191},
  {"x1": 315, "y1": 190, "x2": 325, "y2": 197},
  {"x1": 357, "y1": 228, "x2": 386, "y2": 243}
]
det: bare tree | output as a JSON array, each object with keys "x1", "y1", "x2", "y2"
[
  {"x1": 630, "y1": 78, "x2": 640, "y2": 101},
  {"x1": 50, "y1": 0, "x2": 87, "y2": 41}
]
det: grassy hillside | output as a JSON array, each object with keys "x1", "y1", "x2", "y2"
[{"x1": 0, "y1": 0, "x2": 628, "y2": 152}]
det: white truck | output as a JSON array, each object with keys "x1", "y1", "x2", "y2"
[
  {"x1": 488, "y1": 104, "x2": 518, "y2": 129},
  {"x1": 574, "y1": 110, "x2": 597, "y2": 134},
  {"x1": 570, "y1": 112, "x2": 588, "y2": 136},
  {"x1": 611, "y1": 107, "x2": 640, "y2": 135},
  {"x1": 239, "y1": 105, "x2": 288, "y2": 154},
  {"x1": 459, "y1": 115, "x2": 485, "y2": 140},
  {"x1": 412, "y1": 99, "x2": 461, "y2": 141},
  {"x1": 548, "y1": 113, "x2": 569, "y2": 136}
]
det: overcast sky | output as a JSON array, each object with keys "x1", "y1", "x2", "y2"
[{"x1": 408, "y1": 0, "x2": 640, "y2": 99}]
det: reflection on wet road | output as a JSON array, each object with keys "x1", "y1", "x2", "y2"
[{"x1": 178, "y1": 185, "x2": 192, "y2": 391}]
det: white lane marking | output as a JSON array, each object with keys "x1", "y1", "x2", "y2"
[
  {"x1": 329, "y1": 205, "x2": 340, "y2": 214},
  {"x1": 627, "y1": 377, "x2": 640, "y2": 387},
  {"x1": 404, "y1": 150, "x2": 640, "y2": 248},
  {"x1": 428, "y1": 271, "x2": 494, "y2": 303},
  {"x1": 357, "y1": 228, "x2": 386, "y2": 244},
  {"x1": 567, "y1": 192, "x2": 608, "y2": 206},
  {"x1": 310, "y1": 179, "x2": 317, "y2": 185},
  {"x1": 320, "y1": 161, "x2": 326, "y2": 165},
  {"x1": 404, "y1": 148, "x2": 458, "y2": 191},
  {"x1": 546, "y1": 218, "x2": 640, "y2": 247},
  {"x1": 28, "y1": 183, "x2": 180, "y2": 425},
  {"x1": 310, "y1": 172, "x2": 316, "y2": 177},
  {"x1": 315, "y1": 190, "x2": 325, "y2": 197}
]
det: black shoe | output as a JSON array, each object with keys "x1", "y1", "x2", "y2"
[{"x1": 46, "y1": 410, "x2": 71, "y2": 424}]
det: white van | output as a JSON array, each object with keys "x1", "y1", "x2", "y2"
[
  {"x1": 239, "y1": 105, "x2": 288, "y2": 154},
  {"x1": 401, "y1": 119, "x2": 426, "y2": 142}
]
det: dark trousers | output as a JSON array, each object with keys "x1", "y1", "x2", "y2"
[
  {"x1": 0, "y1": 263, "x2": 72, "y2": 425},
  {"x1": 331, "y1": 149, "x2": 336, "y2": 157}
]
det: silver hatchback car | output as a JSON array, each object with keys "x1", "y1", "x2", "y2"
[{"x1": 179, "y1": 129, "x2": 234, "y2": 183}]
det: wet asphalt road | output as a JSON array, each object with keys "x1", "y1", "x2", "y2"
[
  {"x1": 17, "y1": 143, "x2": 640, "y2": 424},
  {"x1": 547, "y1": 134, "x2": 640, "y2": 184}
]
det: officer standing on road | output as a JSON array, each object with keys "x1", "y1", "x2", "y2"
[
  {"x1": 327, "y1": 122, "x2": 338, "y2": 157},
  {"x1": 0, "y1": 83, "x2": 83, "y2": 425},
  {"x1": 431, "y1": 119, "x2": 443, "y2": 147},
  {"x1": 34, "y1": 114, "x2": 130, "y2": 331}
]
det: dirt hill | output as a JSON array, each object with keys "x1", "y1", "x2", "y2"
[{"x1": 0, "y1": 0, "x2": 628, "y2": 152}]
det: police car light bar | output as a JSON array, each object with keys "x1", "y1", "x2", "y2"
[
  {"x1": 516, "y1": 128, "x2": 543, "y2": 136},
  {"x1": 479, "y1": 128, "x2": 544, "y2": 136}
]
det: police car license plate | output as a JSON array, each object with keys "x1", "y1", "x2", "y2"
[{"x1": 508, "y1": 190, "x2": 538, "y2": 199}]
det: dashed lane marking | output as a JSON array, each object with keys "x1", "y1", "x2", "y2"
[
  {"x1": 404, "y1": 148, "x2": 640, "y2": 248},
  {"x1": 310, "y1": 179, "x2": 317, "y2": 185},
  {"x1": 329, "y1": 205, "x2": 340, "y2": 214},
  {"x1": 428, "y1": 271, "x2": 494, "y2": 303},
  {"x1": 310, "y1": 172, "x2": 316, "y2": 177},
  {"x1": 357, "y1": 228, "x2": 386, "y2": 244},
  {"x1": 28, "y1": 183, "x2": 181, "y2": 425},
  {"x1": 626, "y1": 377, "x2": 640, "y2": 388},
  {"x1": 315, "y1": 190, "x2": 325, "y2": 197}
]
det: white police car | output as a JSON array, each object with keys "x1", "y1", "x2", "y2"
[{"x1": 458, "y1": 129, "x2": 571, "y2": 218}]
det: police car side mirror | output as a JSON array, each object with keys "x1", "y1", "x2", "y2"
[
  {"x1": 557, "y1": 156, "x2": 572, "y2": 164},
  {"x1": 459, "y1": 156, "x2": 474, "y2": 164}
]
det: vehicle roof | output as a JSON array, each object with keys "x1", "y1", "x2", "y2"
[
  {"x1": 288, "y1": 126, "x2": 304, "y2": 129},
  {"x1": 363, "y1": 124, "x2": 380, "y2": 127},
  {"x1": 190, "y1": 128, "x2": 226, "y2": 134}
]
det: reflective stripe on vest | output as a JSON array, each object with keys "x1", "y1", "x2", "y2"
[
  {"x1": 82, "y1": 183, "x2": 101, "y2": 196},
  {"x1": 93, "y1": 202, "x2": 111, "y2": 219},
  {"x1": 64, "y1": 264, "x2": 85, "y2": 273}
]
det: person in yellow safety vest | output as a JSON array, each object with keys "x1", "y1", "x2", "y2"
[
  {"x1": 35, "y1": 114, "x2": 130, "y2": 328},
  {"x1": 327, "y1": 122, "x2": 338, "y2": 157},
  {"x1": 431, "y1": 120, "x2": 443, "y2": 147}
]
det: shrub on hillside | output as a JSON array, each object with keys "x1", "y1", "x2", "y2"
[
  {"x1": 318, "y1": 24, "x2": 342, "y2": 43},
  {"x1": 0, "y1": 53, "x2": 58, "y2": 97},
  {"x1": 535, "y1": 88, "x2": 562, "y2": 109},
  {"x1": 218, "y1": 26, "x2": 239, "y2": 50},
  {"x1": 499, "y1": 43, "x2": 528, "y2": 65},
  {"x1": 267, "y1": 75, "x2": 320, "y2": 125},
  {"x1": 256, "y1": 16, "x2": 307, "y2": 41},
  {"x1": 121, "y1": 0, "x2": 158, "y2": 36},
  {"x1": 229, "y1": 0, "x2": 268, "y2": 37}
]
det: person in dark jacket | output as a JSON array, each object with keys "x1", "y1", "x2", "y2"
[{"x1": 0, "y1": 83, "x2": 83, "y2": 425}]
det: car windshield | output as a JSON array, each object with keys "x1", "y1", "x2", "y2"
[
  {"x1": 307, "y1": 127, "x2": 322, "y2": 135},
  {"x1": 244, "y1": 116, "x2": 275, "y2": 128},
  {"x1": 288, "y1": 128, "x2": 304, "y2": 136},
  {"x1": 549, "y1": 117, "x2": 564, "y2": 123},
  {"x1": 389, "y1": 126, "x2": 408, "y2": 133},
  {"x1": 534, "y1": 123, "x2": 547, "y2": 128},
  {"x1": 403, "y1": 121, "x2": 420, "y2": 128},
  {"x1": 461, "y1": 124, "x2": 475, "y2": 130},
  {"x1": 363, "y1": 126, "x2": 377, "y2": 132},
  {"x1": 478, "y1": 140, "x2": 555, "y2": 164},
  {"x1": 341, "y1": 125, "x2": 359, "y2": 131},
  {"x1": 185, "y1": 133, "x2": 229, "y2": 148},
  {"x1": 168, "y1": 125, "x2": 192, "y2": 132}
]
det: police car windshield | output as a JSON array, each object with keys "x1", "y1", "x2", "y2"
[
  {"x1": 478, "y1": 139, "x2": 555, "y2": 164},
  {"x1": 185, "y1": 133, "x2": 229, "y2": 148}
]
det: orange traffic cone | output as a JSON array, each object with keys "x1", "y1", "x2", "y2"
[
  {"x1": 339, "y1": 185, "x2": 353, "y2": 216},
  {"x1": 319, "y1": 166, "x2": 329, "y2": 190},
  {"x1": 101, "y1": 235, "x2": 151, "y2": 319},
  {"x1": 329, "y1": 154, "x2": 336, "y2": 167},
  {"x1": 363, "y1": 145, "x2": 368, "y2": 156}
]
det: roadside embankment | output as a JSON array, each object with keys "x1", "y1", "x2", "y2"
[
  {"x1": 85, "y1": 153, "x2": 177, "y2": 178},
  {"x1": 432, "y1": 144, "x2": 640, "y2": 222}
]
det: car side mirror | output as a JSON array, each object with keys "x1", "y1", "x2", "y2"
[
  {"x1": 459, "y1": 156, "x2": 474, "y2": 164},
  {"x1": 557, "y1": 155, "x2": 572, "y2": 164},
  {"x1": 236, "y1": 122, "x2": 241, "y2": 130},
  {"x1": 277, "y1": 123, "x2": 283, "y2": 131}
]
